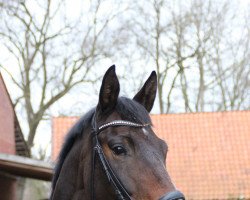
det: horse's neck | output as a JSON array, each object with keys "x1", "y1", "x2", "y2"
[{"x1": 52, "y1": 136, "x2": 91, "y2": 200}]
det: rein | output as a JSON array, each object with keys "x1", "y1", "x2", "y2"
[{"x1": 91, "y1": 117, "x2": 150, "y2": 200}]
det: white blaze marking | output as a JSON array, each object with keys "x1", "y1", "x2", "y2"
[{"x1": 142, "y1": 128, "x2": 149, "y2": 136}]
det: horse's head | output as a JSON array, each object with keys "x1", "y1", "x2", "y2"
[
  {"x1": 51, "y1": 65, "x2": 184, "y2": 200},
  {"x1": 92, "y1": 65, "x2": 185, "y2": 200}
]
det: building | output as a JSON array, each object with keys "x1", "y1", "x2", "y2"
[
  {"x1": 0, "y1": 73, "x2": 53, "y2": 200},
  {"x1": 52, "y1": 111, "x2": 250, "y2": 199}
]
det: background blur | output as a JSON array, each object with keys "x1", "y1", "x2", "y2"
[{"x1": 0, "y1": 0, "x2": 249, "y2": 199}]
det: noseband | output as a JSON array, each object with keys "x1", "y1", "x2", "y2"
[{"x1": 91, "y1": 116, "x2": 150, "y2": 200}]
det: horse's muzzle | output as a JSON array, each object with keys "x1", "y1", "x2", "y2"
[{"x1": 159, "y1": 190, "x2": 185, "y2": 200}]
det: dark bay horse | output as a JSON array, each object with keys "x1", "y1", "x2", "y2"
[{"x1": 51, "y1": 65, "x2": 185, "y2": 200}]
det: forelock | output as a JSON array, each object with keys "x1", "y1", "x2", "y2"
[{"x1": 116, "y1": 97, "x2": 151, "y2": 124}]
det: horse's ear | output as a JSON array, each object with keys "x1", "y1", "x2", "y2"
[
  {"x1": 97, "y1": 65, "x2": 120, "y2": 113},
  {"x1": 133, "y1": 71, "x2": 157, "y2": 112}
]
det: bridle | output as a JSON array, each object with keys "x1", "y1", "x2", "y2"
[
  {"x1": 91, "y1": 115, "x2": 150, "y2": 200},
  {"x1": 90, "y1": 114, "x2": 185, "y2": 200}
]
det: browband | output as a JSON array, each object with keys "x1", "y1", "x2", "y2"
[{"x1": 98, "y1": 120, "x2": 150, "y2": 133}]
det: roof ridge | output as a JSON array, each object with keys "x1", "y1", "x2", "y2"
[
  {"x1": 52, "y1": 116, "x2": 80, "y2": 119},
  {"x1": 150, "y1": 110, "x2": 250, "y2": 116}
]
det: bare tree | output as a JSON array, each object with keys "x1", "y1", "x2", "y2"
[
  {"x1": 132, "y1": 0, "x2": 250, "y2": 113},
  {"x1": 0, "y1": 0, "x2": 128, "y2": 152},
  {"x1": 131, "y1": 0, "x2": 198, "y2": 113},
  {"x1": 1, "y1": 0, "x2": 249, "y2": 154},
  {"x1": 207, "y1": 4, "x2": 250, "y2": 111}
]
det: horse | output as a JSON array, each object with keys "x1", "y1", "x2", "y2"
[{"x1": 50, "y1": 65, "x2": 185, "y2": 200}]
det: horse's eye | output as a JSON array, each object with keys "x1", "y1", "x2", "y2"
[{"x1": 112, "y1": 145, "x2": 127, "y2": 156}]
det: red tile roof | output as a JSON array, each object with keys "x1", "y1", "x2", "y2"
[
  {"x1": 52, "y1": 111, "x2": 250, "y2": 199},
  {"x1": 52, "y1": 117, "x2": 79, "y2": 161}
]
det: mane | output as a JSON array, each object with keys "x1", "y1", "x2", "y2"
[{"x1": 51, "y1": 97, "x2": 151, "y2": 191}]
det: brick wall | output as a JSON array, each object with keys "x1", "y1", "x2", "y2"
[{"x1": 0, "y1": 74, "x2": 15, "y2": 154}]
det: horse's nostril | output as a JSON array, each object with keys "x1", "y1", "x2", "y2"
[{"x1": 159, "y1": 190, "x2": 185, "y2": 200}]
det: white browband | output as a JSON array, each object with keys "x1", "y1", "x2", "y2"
[{"x1": 98, "y1": 120, "x2": 150, "y2": 132}]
